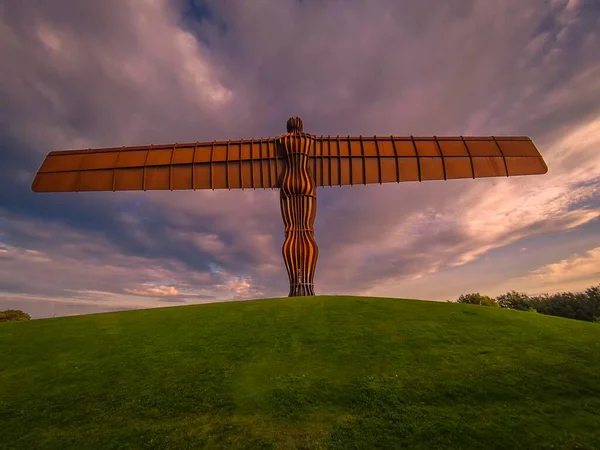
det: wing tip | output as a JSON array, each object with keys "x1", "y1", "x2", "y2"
[{"x1": 31, "y1": 177, "x2": 40, "y2": 192}]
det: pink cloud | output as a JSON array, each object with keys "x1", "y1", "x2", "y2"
[{"x1": 1, "y1": 0, "x2": 599, "y2": 317}]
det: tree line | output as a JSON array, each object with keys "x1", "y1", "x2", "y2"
[
  {"x1": 453, "y1": 284, "x2": 600, "y2": 323},
  {"x1": 0, "y1": 309, "x2": 31, "y2": 323}
]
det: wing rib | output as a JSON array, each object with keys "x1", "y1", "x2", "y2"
[
  {"x1": 32, "y1": 138, "x2": 283, "y2": 192},
  {"x1": 310, "y1": 135, "x2": 547, "y2": 187}
]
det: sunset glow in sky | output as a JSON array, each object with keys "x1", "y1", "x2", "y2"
[{"x1": 1, "y1": 0, "x2": 599, "y2": 318}]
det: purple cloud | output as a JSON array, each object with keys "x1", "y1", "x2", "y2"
[{"x1": 1, "y1": 0, "x2": 599, "y2": 318}]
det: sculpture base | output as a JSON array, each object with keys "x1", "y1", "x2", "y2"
[{"x1": 288, "y1": 283, "x2": 315, "y2": 297}]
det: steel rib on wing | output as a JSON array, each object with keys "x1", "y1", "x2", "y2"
[
  {"x1": 31, "y1": 139, "x2": 284, "y2": 192},
  {"x1": 309, "y1": 136, "x2": 548, "y2": 187}
]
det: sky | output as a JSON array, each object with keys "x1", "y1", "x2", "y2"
[{"x1": 1, "y1": 0, "x2": 599, "y2": 319}]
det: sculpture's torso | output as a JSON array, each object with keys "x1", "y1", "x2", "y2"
[{"x1": 278, "y1": 133, "x2": 316, "y2": 198}]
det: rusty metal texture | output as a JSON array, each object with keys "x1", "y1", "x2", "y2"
[
  {"x1": 32, "y1": 117, "x2": 548, "y2": 297},
  {"x1": 32, "y1": 139, "x2": 283, "y2": 192},
  {"x1": 310, "y1": 135, "x2": 547, "y2": 185},
  {"x1": 278, "y1": 119, "x2": 318, "y2": 296}
]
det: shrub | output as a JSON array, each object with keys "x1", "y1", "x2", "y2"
[
  {"x1": 0, "y1": 309, "x2": 31, "y2": 323},
  {"x1": 455, "y1": 284, "x2": 600, "y2": 322},
  {"x1": 492, "y1": 284, "x2": 600, "y2": 323},
  {"x1": 455, "y1": 293, "x2": 498, "y2": 307},
  {"x1": 496, "y1": 291, "x2": 535, "y2": 311},
  {"x1": 585, "y1": 285, "x2": 600, "y2": 322},
  {"x1": 534, "y1": 289, "x2": 600, "y2": 323}
]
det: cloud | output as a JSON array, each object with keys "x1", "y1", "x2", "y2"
[
  {"x1": 0, "y1": 213, "x2": 269, "y2": 302},
  {"x1": 0, "y1": 244, "x2": 52, "y2": 263},
  {"x1": 527, "y1": 247, "x2": 600, "y2": 285},
  {"x1": 124, "y1": 284, "x2": 180, "y2": 297},
  {"x1": 1, "y1": 0, "x2": 599, "y2": 317}
]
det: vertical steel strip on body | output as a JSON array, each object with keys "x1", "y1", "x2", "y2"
[
  {"x1": 294, "y1": 136, "x2": 299, "y2": 288},
  {"x1": 312, "y1": 138, "x2": 318, "y2": 187},
  {"x1": 319, "y1": 137, "x2": 324, "y2": 187}
]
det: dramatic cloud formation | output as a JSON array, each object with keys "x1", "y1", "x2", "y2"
[
  {"x1": 528, "y1": 246, "x2": 600, "y2": 287},
  {"x1": 1, "y1": 0, "x2": 599, "y2": 318}
]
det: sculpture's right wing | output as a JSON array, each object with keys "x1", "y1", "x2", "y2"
[
  {"x1": 32, "y1": 139, "x2": 283, "y2": 192},
  {"x1": 310, "y1": 136, "x2": 548, "y2": 186}
]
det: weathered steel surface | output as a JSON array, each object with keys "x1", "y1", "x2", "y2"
[
  {"x1": 310, "y1": 135, "x2": 547, "y2": 185},
  {"x1": 32, "y1": 135, "x2": 547, "y2": 193},
  {"x1": 278, "y1": 118, "x2": 318, "y2": 296},
  {"x1": 32, "y1": 117, "x2": 548, "y2": 297},
  {"x1": 32, "y1": 139, "x2": 282, "y2": 192}
]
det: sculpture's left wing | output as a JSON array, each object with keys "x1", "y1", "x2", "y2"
[
  {"x1": 31, "y1": 139, "x2": 284, "y2": 192},
  {"x1": 309, "y1": 136, "x2": 548, "y2": 186}
]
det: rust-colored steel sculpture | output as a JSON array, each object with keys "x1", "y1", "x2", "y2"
[
  {"x1": 32, "y1": 117, "x2": 549, "y2": 297},
  {"x1": 279, "y1": 117, "x2": 319, "y2": 296}
]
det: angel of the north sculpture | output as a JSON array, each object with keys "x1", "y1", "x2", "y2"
[{"x1": 32, "y1": 117, "x2": 548, "y2": 297}]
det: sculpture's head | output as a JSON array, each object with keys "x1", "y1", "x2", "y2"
[{"x1": 286, "y1": 117, "x2": 303, "y2": 134}]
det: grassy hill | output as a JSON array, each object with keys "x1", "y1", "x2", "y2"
[{"x1": 2, "y1": 296, "x2": 600, "y2": 449}]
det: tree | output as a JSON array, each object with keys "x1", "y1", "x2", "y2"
[
  {"x1": 454, "y1": 284, "x2": 600, "y2": 322},
  {"x1": 0, "y1": 309, "x2": 31, "y2": 323},
  {"x1": 496, "y1": 291, "x2": 535, "y2": 311},
  {"x1": 455, "y1": 293, "x2": 498, "y2": 307},
  {"x1": 535, "y1": 288, "x2": 600, "y2": 322},
  {"x1": 584, "y1": 284, "x2": 600, "y2": 322}
]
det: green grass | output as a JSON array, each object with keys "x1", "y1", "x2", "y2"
[{"x1": 1, "y1": 296, "x2": 600, "y2": 449}]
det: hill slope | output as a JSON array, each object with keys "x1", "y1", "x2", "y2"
[{"x1": 2, "y1": 296, "x2": 600, "y2": 449}]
